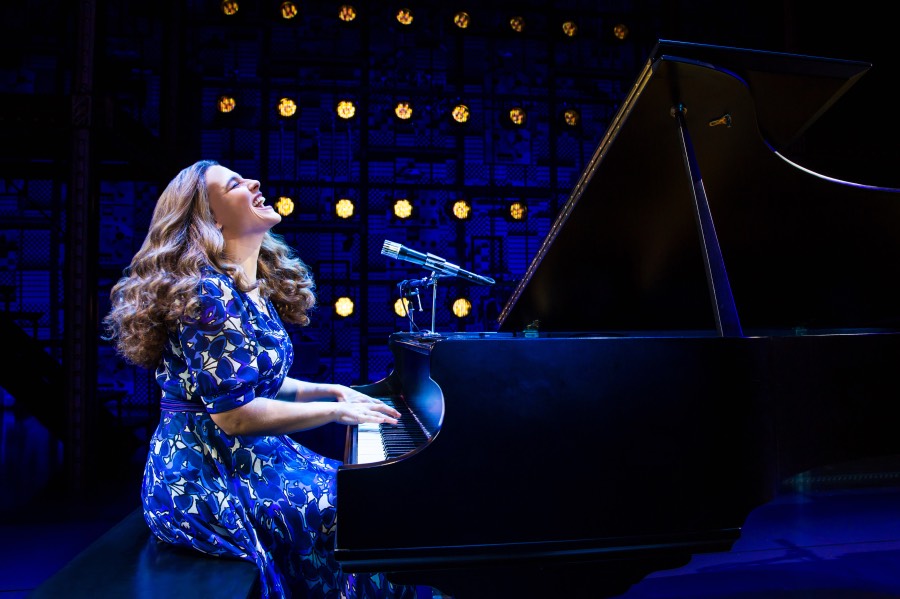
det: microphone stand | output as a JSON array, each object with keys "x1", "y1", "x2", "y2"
[
  {"x1": 397, "y1": 272, "x2": 443, "y2": 336},
  {"x1": 428, "y1": 272, "x2": 440, "y2": 335}
]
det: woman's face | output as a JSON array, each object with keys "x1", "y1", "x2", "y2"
[{"x1": 205, "y1": 164, "x2": 281, "y2": 239}]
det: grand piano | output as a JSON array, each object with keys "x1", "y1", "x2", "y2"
[{"x1": 334, "y1": 40, "x2": 900, "y2": 597}]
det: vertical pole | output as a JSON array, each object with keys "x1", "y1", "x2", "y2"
[{"x1": 66, "y1": 0, "x2": 98, "y2": 491}]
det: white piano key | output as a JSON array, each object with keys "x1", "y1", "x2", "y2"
[{"x1": 356, "y1": 422, "x2": 386, "y2": 463}]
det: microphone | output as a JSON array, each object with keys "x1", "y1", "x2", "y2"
[{"x1": 382, "y1": 240, "x2": 495, "y2": 286}]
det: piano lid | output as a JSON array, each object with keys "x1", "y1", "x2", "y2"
[{"x1": 497, "y1": 40, "x2": 900, "y2": 336}]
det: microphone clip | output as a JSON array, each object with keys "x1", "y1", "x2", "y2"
[
  {"x1": 398, "y1": 276, "x2": 435, "y2": 292},
  {"x1": 395, "y1": 270, "x2": 447, "y2": 334}
]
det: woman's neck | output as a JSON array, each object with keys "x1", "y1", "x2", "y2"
[{"x1": 224, "y1": 236, "x2": 262, "y2": 283}]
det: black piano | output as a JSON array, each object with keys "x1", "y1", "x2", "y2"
[{"x1": 335, "y1": 40, "x2": 900, "y2": 598}]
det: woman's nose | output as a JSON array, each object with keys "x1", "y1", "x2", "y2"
[{"x1": 246, "y1": 179, "x2": 260, "y2": 191}]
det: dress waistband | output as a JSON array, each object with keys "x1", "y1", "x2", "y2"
[{"x1": 160, "y1": 393, "x2": 205, "y2": 413}]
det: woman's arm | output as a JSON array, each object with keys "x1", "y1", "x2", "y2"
[
  {"x1": 275, "y1": 377, "x2": 389, "y2": 404},
  {"x1": 210, "y1": 393, "x2": 401, "y2": 436},
  {"x1": 182, "y1": 277, "x2": 400, "y2": 436}
]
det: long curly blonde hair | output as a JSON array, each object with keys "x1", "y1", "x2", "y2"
[{"x1": 103, "y1": 160, "x2": 316, "y2": 369}]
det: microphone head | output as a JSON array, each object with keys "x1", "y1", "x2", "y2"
[{"x1": 382, "y1": 240, "x2": 401, "y2": 259}]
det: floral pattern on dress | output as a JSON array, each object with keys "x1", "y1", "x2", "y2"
[{"x1": 142, "y1": 270, "x2": 417, "y2": 598}]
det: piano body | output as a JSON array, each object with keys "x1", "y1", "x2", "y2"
[{"x1": 335, "y1": 40, "x2": 900, "y2": 597}]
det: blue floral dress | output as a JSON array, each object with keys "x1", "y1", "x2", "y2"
[{"x1": 141, "y1": 270, "x2": 416, "y2": 598}]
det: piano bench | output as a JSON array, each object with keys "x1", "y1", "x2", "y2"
[{"x1": 31, "y1": 508, "x2": 259, "y2": 598}]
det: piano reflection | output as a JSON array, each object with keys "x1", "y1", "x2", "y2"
[{"x1": 334, "y1": 40, "x2": 900, "y2": 598}]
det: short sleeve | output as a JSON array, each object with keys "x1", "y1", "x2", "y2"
[{"x1": 178, "y1": 276, "x2": 259, "y2": 413}]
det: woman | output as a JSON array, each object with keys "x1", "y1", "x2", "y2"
[{"x1": 103, "y1": 160, "x2": 418, "y2": 598}]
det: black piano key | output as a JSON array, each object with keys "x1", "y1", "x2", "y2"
[{"x1": 359, "y1": 395, "x2": 432, "y2": 461}]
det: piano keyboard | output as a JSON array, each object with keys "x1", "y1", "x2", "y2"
[{"x1": 354, "y1": 397, "x2": 431, "y2": 464}]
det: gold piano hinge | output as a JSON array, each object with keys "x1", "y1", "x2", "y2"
[{"x1": 708, "y1": 114, "x2": 732, "y2": 128}]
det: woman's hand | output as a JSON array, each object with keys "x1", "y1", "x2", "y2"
[
  {"x1": 331, "y1": 385, "x2": 402, "y2": 419},
  {"x1": 332, "y1": 384, "x2": 382, "y2": 404},
  {"x1": 332, "y1": 400, "x2": 401, "y2": 426}
]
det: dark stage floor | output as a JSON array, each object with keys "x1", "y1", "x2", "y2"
[
  {"x1": 613, "y1": 484, "x2": 900, "y2": 599},
  {"x1": 5, "y1": 482, "x2": 900, "y2": 597},
  {"x1": 3, "y1": 410, "x2": 900, "y2": 598}
]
